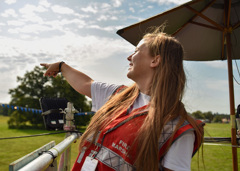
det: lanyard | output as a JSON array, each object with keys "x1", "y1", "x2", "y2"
[{"x1": 92, "y1": 111, "x2": 148, "y2": 158}]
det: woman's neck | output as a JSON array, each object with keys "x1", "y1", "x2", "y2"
[{"x1": 136, "y1": 79, "x2": 151, "y2": 95}]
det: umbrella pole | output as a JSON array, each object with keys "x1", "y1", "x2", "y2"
[{"x1": 226, "y1": 33, "x2": 238, "y2": 171}]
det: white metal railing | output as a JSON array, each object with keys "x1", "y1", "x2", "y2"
[{"x1": 19, "y1": 133, "x2": 78, "y2": 171}]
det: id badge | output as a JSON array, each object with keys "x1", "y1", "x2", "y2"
[{"x1": 81, "y1": 156, "x2": 98, "y2": 171}]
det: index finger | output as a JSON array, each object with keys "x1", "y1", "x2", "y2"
[{"x1": 40, "y1": 63, "x2": 49, "y2": 68}]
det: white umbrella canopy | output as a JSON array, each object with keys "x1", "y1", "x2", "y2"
[
  {"x1": 117, "y1": 0, "x2": 240, "y2": 61},
  {"x1": 117, "y1": 0, "x2": 240, "y2": 170}
]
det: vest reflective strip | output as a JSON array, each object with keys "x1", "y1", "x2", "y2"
[
  {"x1": 95, "y1": 145, "x2": 134, "y2": 171},
  {"x1": 77, "y1": 147, "x2": 87, "y2": 163},
  {"x1": 158, "y1": 118, "x2": 186, "y2": 149}
]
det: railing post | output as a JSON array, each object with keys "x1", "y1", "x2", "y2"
[{"x1": 58, "y1": 102, "x2": 77, "y2": 171}]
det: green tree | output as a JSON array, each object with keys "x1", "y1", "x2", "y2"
[
  {"x1": 202, "y1": 111, "x2": 214, "y2": 123},
  {"x1": 191, "y1": 110, "x2": 204, "y2": 119},
  {"x1": 8, "y1": 66, "x2": 91, "y2": 129},
  {"x1": 212, "y1": 115, "x2": 222, "y2": 123}
]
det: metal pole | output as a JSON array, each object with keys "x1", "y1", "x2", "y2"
[
  {"x1": 58, "y1": 102, "x2": 77, "y2": 171},
  {"x1": 18, "y1": 133, "x2": 78, "y2": 171},
  {"x1": 226, "y1": 33, "x2": 238, "y2": 171},
  {"x1": 225, "y1": 0, "x2": 238, "y2": 169}
]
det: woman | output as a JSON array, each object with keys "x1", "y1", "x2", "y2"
[{"x1": 41, "y1": 29, "x2": 204, "y2": 171}]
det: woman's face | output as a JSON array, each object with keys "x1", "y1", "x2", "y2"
[{"x1": 127, "y1": 39, "x2": 154, "y2": 82}]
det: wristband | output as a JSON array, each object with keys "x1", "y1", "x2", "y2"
[
  {"x1": 59, "y1": 61, "x2": 65, "y2": 73},
  {"x1": 59, "y1": 61, "x2": 65, "y2": 84}
]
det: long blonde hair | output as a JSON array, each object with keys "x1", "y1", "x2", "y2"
[{"x1": 79, "y1": 28, "x2": 203, "y2": 171}]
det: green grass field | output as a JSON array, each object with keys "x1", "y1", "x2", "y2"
[
  {"x1": 0, "y1": 115, "x2": 239, "y2": 170},
  {"x1": 191, "y1": 123, "x2": 240, "y2": 171},
  {"x1": 0, "y1": 116, "x2": 79, "y2": 171}
]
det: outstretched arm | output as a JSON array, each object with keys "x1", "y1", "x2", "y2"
[{"x1": 40, "y1": 62, "x2": 93, "y2": 98}]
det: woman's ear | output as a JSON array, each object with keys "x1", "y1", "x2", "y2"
[{"x1": 150, "y1": 55, "x2": 161, "y2": 68}]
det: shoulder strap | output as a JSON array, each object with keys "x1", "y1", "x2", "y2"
[
  {"x1": 112, "y1": 85, "x2": 127, "y2": 95},
  {"x1": 159, "y1": 119, "x2": 204, "y2": 160}
]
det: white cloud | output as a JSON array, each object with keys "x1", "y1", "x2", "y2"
[
  {"x1": 129, "y1": 7, "x2": 135, "y2": 13},
  {"x1": 0, "y1": 34, "x2": 132, "y2": 102},
  {"x1": 20, "y1": 34, "x2": 31, "y2": 39},
  {"x1": 18, "y1": 4, "x2": 47, "y2": 24},
  {"x1": 42, "y1": 18, "x2": 86, "y2": 33},
  {"x1": 81, "y1": 5, "x2": 98, "y2": 14},
  {"x1": 0, "y1": 72, "x2": 16, "y2": 103},
  {"x1": 61, "y1": 18, "x2": 85, "y2": 26},
  {"x1": 97, "y1": 15, "x2": 118, "y2": 21},
  {"x1": 51, "y1": 5, "x2": 75, "y2": 15},
  {"x1": 80, "y1": 2, "x2": 123, "y2": 24},
  {"x1": 7, "y1": 28, "x2": 17, "y2": 34},
  {"x1": 21, "y1": 13, "x2": 44, "y2": 24},
  {"x1": 147, "y1": 0, "x2": 190, "y2": 5},
  {"x1": 111, "y1": 0, "x2": 123, "y2": 7},
  {"x1": 7, "y1": 18, "x2": 85, "y2": 36},
  {"x1": 5, "y1": 3, "x2": 86, "y2": 37},
  {"x1": 8, "y1": 24, "x2": 54, "y2": 34},
  {"x1": 110, "y1": 16, "x2": 118, "y2": 20},
  {"x1": 1, "y1": 9, "x2": 17, "y2": 18},
  {"x1": 88, "y1": 25, "x2": 122, "y2": 32},
  {"x1": 97, "y1": 15, "x2": 108, "y2": 21},
  {"x1": 127, "y1": 15, "x2": 143, "y2": 21},
  {"x1": 147, "y1": 5, "x2": 154, "y2": 9},
  {"x1": 7, "y1": 20, "x2": 25, "y2": 26},
  {"x1": 4, "y1": 0, "x2": 16, "y2": 5},
  {"x1": 0, "y1": 32, "x2": 131, "y2": 64},
  {"x1": 39, "y1": 0, "x2": 51, "y2": 8},
  {"x1": 101, "y1": 3, "x2": 111, "y2": 9},
  {"x1": 19, "y1": 4, "x2": 47, "y2": 14}
]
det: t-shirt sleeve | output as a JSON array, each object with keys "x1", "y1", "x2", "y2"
[
  {"x1": 91, "y1": 81, "x2": 120, "y2": 112},
  {"x1": 161, "y1": 131, "x2": 195, "y2": 171}
]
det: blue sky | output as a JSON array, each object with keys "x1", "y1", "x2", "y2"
[{"x1": 0, "y1": 0, "x2": 240, "y2": 114}]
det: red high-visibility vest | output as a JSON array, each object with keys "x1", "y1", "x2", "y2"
[{"x1": 71, "y1": 105, "x2": 203, "y2": 171}]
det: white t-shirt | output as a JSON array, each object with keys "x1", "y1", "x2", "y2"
[{"x1": 91, "y1": 81, "x2": 195, "y2": 171}]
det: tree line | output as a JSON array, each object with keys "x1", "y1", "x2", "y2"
[
  {"x1": 0, "y1": 66, "x2": 232, "y2": 129},
  {"x1": 190, "y1": 110, "x2": 230, "y2": 123}
]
